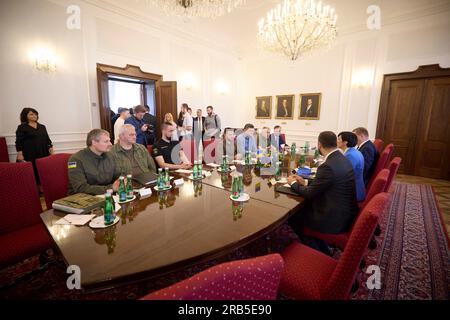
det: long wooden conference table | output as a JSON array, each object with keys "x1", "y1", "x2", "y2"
[{"x1": 40, "y1": 155, "x2": 308, "y2": 291}]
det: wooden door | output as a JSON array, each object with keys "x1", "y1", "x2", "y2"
[
  {"x1": 414, "y1": 77, "x2": 450, "y2": 179},
  {"x1": 157, "y1": 81, "x2": 178, "y2": 139},
  {"x1": 97, "y1": 68, "x2": 112, "y2": 134},
  {"x1": 382, "y1": 79, "x2": 425, "y2": 174},
  {"x1": 377, "y1": 65, "x2": 450, "y2": 180}
]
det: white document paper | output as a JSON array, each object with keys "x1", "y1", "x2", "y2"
[
  {"x1": 175, "y1": 169, "x2": 193, "y2": 174},
  {"x1": 206, "y1": 163, "x2": 220, "y2": 168},
  {"x1": 55, "y1": 214, "x2": 95, "y2": 226}
]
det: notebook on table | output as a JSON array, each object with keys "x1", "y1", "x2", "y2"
[
  {"x1": 132, "y1": 172, "x2": 158, "y2": 186},
  {"x1": 274, "y1": 185, "x2": 301, "y2": 197}
]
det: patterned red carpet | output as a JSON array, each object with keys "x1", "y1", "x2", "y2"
[
  {"x1": 1, "y1": 183, "x2": 449, "y2": 300},
  {"x1": 352, "y1": 183, "x2": 450, "y2": 300}
]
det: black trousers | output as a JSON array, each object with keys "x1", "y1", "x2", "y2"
[{"x1": 288, "y1": 206, "x2": 332, "y2": 256}]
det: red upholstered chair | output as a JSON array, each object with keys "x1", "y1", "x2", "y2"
[
  {"x1": 373, "y1": 139, "x2": 384, "y2": 154},
  {"x1": 36, "y1": 153, "x2": 72, "y2": 210},
  {"x1": 367, "y1": 144, "x2": 393, "y2": 191},
  {"x1": 385, "y1": 157, "x2": 402, "y2": 193},
  {"x1": 180, "y1": 138, "x2": 197, "y2": 164},
  {"x1": 281, "y1": 133, "x2": 287, "y2": 145},
  {"x1": 0, "y1": 162, "x2": 53, "y2": 269},
  {"x1": 359, "y1": 169, "x2": 389, "y2": 209},
  {"x1": 0, "y1": 137, "x2": 9, "y2": 162},
  {"x1": 147, "y1": 145, "x2": 153, "y2": 155},
  {"x1": 302, "y1": 168, "x2": 389, "y2": 250},
  {"x1": 142, "y1": 254, "x2": 284, "y2": 300},
  {"x1": 280, "y1": 193, "x2": 389, "y2": 300}
]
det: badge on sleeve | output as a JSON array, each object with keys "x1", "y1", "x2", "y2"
[{"x1": 68, "y1": 162, "x2": 77, "y2": 169}]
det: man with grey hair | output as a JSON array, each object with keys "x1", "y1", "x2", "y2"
[
  {"x1": 68, "y1": 129, "x2": 121, "y2": 195},
  {"x1": 111, "y1": 124, "x2": 157, "y2": 175}
]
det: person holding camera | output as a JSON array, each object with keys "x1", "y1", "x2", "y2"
[{"x1": 125, "y1": 105, "x2": 149, "y2": 147}]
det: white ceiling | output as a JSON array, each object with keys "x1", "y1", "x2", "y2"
[{"x1": 89, "y1": 0, "x2": 450, "y2": 57}]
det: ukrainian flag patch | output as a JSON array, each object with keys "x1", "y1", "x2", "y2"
[{"x1": 68, "y1": 162, "x2": 77, "y2": 169}]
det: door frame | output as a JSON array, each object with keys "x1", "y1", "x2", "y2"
[
  {"x1": 376, "y1": 64, "x2": 450, "y2": 139},
  {"x1": 96, "y1": 63, "x2": 163, "y2": 134}
]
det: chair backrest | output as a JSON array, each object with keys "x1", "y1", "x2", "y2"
[
  {"x1": 323, "y1": 193, "x2": 390, "y2": 300},
  {"x1": 147, "y1": 145, "x2": 153, "y2": 156},
  {"x1": 383, "y1": 143, "x2": 395, "y2": 169},
  {"x1": 0, "y1": 137, "x2": 9, "y2": 162},
  {"x1": 373, "y1": 139, "x2": 384, "y2": 154},
  {"x1": 385, "y1": 157, "x2": 402, "y2": 192},
  {"x1": 36, "y1": 153, "x2": 72, "y2": 209},
  {"x1": 0, "y1": 162, "x2": 43, "y2": 235},
  {"x1": 180, "y1": 138, "x2": 197, "y2": 163},
  {"x1": 368, "y1": 144, "x2": 393, "y2": 190},
  {"x1": 361, "y1": 169, "x2": 389, "y2": 209},
  {"x1": 142, "y1": 254, "x2": 284, "y2": 300}
]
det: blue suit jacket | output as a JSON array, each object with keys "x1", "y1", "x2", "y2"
[{"x1": 344, "y1": 147, "x2": 366, "y2": 202}]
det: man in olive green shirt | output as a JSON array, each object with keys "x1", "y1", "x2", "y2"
[
  {"x1": 111, "y1": 124, "x2": 157, "y2": 175},
  {"x1": 68, "y1": 129, "x2": 121, "y2": 195}
]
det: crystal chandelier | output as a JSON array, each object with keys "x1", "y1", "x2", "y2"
[
  {"x1": 257, "y1": 0, "x2": 338, "y2": 61},
  {"x1": 149, "y1": 0, "x2": 245, "y2": 18}
]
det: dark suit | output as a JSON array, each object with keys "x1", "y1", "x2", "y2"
[
  {"x1": 257, "y1": 106, "x2": 270, "y2": 117},
  {"x1": 301, "y1": 104, "x2": 318, "y2": 118},
  {"x1": 277, "y1": 105, "x2": 292, "y2": 118},
  {"x1": 143, "y1": 113, "x2": 158, "y2": 146},
  {"x1": 193, "y1": 116, "x2": 206, "y2": 150},
  {"x1": 270, "y1": 133, "x2": 286, "y2": 151},
  {"x1": 358, "y1": 140, "x2": 379, "y2": 186},
  {"x1": 193, "y1": 116, "x2": 206, "y2": 137},
  {"x1": 289, "y1": 150, "x2": 358, "y2": 235}
]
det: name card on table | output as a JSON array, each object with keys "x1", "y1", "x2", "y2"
[
  {"x1": 174, "y1": 178, "x2": 184, "y2": 187},
  {"x1": 139, "y1": 188, "x2": 152, "y2": 199}
]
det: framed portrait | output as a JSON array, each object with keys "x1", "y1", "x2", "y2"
[
  {"x1": 255, "y1": 96, "x2": 272, "y2": 119},
  {"x1": 275, "y1": 95, "x2": 295, "y2": 120},
  {"x1": 299, "y1": 93, "x2": 322, "y2": 120}
]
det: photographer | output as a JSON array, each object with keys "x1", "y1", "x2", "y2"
[{"x1": 125, "y1": 105, "x2": 150, "y2": 147}]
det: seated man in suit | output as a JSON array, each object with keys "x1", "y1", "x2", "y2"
[
  {"x1": 338, "y1": 131, "x2": 366, "y2": 202},
  {"x1": 214, "y1": 127, "x2": 237, "y2": 163},
  {"x1": 68, "y1": 129, "x2": 121, "y2": 195},
  {"x1": 287, "y1": 131, "x2": 359, "y2": 255},
  {"x1": 270, "y1": 125, "x2": 286, "y2": 151},
  {"x1": 236, "y1": 123, "x2": 257, "y2": 160},
  {"x1": 352, "y1": 127, "x2": 379, "y2": 186},
  {"x1": 153, "y1": 122, "x2": 192, "y2": 170},
  {"x1": 111, "y1": 124, "x2": 157, "y2": 176}
]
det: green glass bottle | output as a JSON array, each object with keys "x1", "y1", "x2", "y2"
[
  {"x1": 104, "y1": 192, "x2": 114, "y2": 225},
  {"x1": 231, "y1": 175, "x2": 239, "y2": 200},
  {"x1": 157, "y1": 168, "x2": 164, "y2": 189},
  {"x1": 275, "y1": 161, "x2": 282, "y2": 180},
  {"x1": 244, "y1": 151, "x2": 250, "y2": 165},
  {"x1": 118, "y1": 176, "x2": 126, "y2": 202},
  {"x1": 238, "y1": 175, "x2": 244, "y2": 196},
  {"x1": 164, "y1": 168, "x2": 170, "y2": 187},
  {"x1": 291, "y1": 142, "x2": 296, "y2": 157},
  {"x1": 299, "y1": 154, "x2": 306, "y2": 168},
  {"x1": 126, "y1": 174, "x2": 133, "y2": 200}
]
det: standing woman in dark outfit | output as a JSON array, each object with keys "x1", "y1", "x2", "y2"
[{"x1": 15, "y1": 108, "x2": 53, "y2": 184}]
